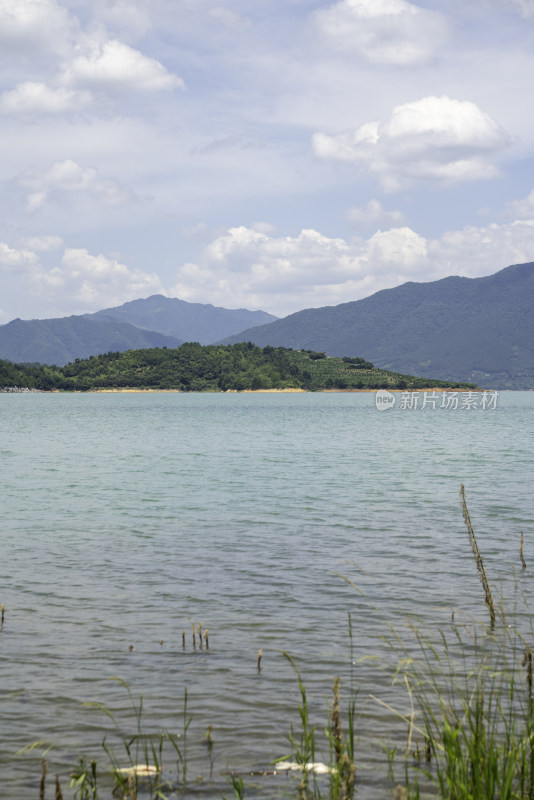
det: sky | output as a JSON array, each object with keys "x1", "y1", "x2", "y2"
[{"x1": 1, "y1": 0, "x2": 534, "y2": 322}]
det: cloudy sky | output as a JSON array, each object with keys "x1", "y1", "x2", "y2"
[{"x1": 1, "y1": 0, "x2": 534, "y2": 321}]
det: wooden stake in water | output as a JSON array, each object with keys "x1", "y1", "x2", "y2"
[
  {"x1": 182, "y1": 630, "x2": 185, "y2": 649},
  {"x1": 204, "y1": 629, "x2": 209, "y2": 650},
  {"x1": 198, "y1": 623, "x2": 203, "y2": 649},
  {"x1": 192, "y1": 623, "x2": 196, "y2": 649},
  {"x1": 460, "y1": 484, "x2": 495, "y2": 629},
  {"x1": 40, "y1": 758, "x2": 47, "y2": 800},
  {"x1": 257, "y1": 649, "x2": 263, "y2": 672},
  {"x1": 523, "y1": 648, "x2": 532, "y2": 697},
  {"x1": 0, "y1": 603, "x2": 4, "y2": 625}
]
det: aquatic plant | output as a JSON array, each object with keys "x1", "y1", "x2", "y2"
[
  {"x1": 276, "y1": 651, "x2": 357, "y2": 800},
  {"x1": 68, "y1": 677, "x2": 188, "y2": 799},
  {"x1": 223, "y1": 774, "x2": 245, "y2": 800},
  {"x1": 378, "y1": 489, "x2": 534, "y2": 799}
]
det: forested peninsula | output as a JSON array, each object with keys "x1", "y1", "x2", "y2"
[{"x1": 0, "y1": 342, "x2": 477, "y2": 392}]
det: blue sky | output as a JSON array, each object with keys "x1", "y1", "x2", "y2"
[{"x1": 1, "y1": 0, "x2": 534, "y2": 321}]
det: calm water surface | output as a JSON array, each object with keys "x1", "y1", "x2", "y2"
[{"x1": 0, "y1": 391, "x2": 533, "y2": 798}]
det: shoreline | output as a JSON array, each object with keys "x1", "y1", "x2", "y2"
[{"x1": 80, "y1": 386, "x2": 478, "y2": 394}]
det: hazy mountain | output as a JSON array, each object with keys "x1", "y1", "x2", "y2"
[
  {"x1": 90, "y1": 294, "x2": 278, "y2": 344},
  {"x1": 0, "y1": 295, "x2": 277, "y2": 366},
  {"x1": 223, "y1": 262, "x2": 534, "y2": 389},
  {"x1": 0, "y1": 316, "x2": 181, "y2": 366}
]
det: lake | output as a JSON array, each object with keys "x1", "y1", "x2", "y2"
[{"x1": 1, "y1": 391, "x2": 533, "y2": 798}]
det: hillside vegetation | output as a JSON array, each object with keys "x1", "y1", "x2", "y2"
[{"x1": 0, "y1": 342, "x2": 476, "y2": 392}]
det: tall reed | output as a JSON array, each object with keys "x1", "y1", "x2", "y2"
[
  {"x1": 278, "y1": 651, "x2": 357, "y2": 800},
  {"x1": 383, "y1": 489, "x2": 534, "y2": 799}
]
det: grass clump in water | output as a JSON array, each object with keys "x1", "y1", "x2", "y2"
[
  {"x1": 67, "y1": 677, "x2": 190, "y2": 799},
  {"x1": 276, "y1": 652, "x2": 357, "y2": 800}
]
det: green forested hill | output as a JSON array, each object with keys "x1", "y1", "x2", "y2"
[
  {"x1": 0, "y1": 358, "x2": 44, "y2": 389},
  {"x1": 0, "y1": 343, "x2": 476, "y2": 392}
]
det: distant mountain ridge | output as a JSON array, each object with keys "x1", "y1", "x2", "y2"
[
  {"x1": 2, "y1": 266, "x2": 532, "y2": 384},
  {"x1": 0, "y1": 316, "x2": 182, "y2": 366},
  {"x1": 223, "y1": 262, "x2": 534, "y2": 389},
  {"x1": 0, "y1": 295, "x2": 278, "y2": 366},
  {"x1": 89, "y1": 294, "x2": 278, "y2": 344}
]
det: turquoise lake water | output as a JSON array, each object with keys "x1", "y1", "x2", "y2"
[{"x1": 0, "y1": 391, "x2": 533, "y2": 798}]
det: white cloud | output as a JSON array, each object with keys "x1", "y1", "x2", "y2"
[
  {"x1": 428, "y1": 220, "x2": 534, "y2": 275},
  {"x1": 313, "y1": 96, "x2": 510, "y2": 191},
  {"x1": 0, "y1": 5, "x2": 182, "y2": 122},
  {"x1": 165, "y1": 217, "x2": 534, "y2": 316},
  {"x1": 0, "y1": 0, "x2": 75, "y2": 54},
  {"x1": 0, "y1": 242, "x2": 38, "y2": 270},
  {"x1": 61, "y1": 39, "x2": 184, "y2": 92},
  {"x1": 3, "y1": 214, "x2": 534, "y2": 320},
  {"x1": 0, "y1": 237, "x2": 163, "y2": 314},
  {"x1": 0, "y1": 82, "x2": 91, "y2": 116},
  {"x1": 167, "y1": 225, "x2": 430, "y2": 315},
  {"x1": 19, "y1": 159, "x2": 133, "y2": 212},
  {"x1": 366, "y1": 226, "x2": 427, "y2": 270},
  {"x1": 313, "y1": 0, "x2": 447, "y2": 65},
  {"x1": 31, "y1": 247, "x2": 162, "y2": 309},
  {"x1": 347, "y1": 199, "x2": 404, "y2": 225}
]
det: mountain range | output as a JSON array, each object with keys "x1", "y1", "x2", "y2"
[
  {"x1": 0, "y1": 297, "x2": 277, "y2": 366},
  {"x1": 223, "y1": 262, "x2": 534, "y2": 389},
  {"x1": 0, "y1": 262, "x2": 532, "y2": 387}
]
